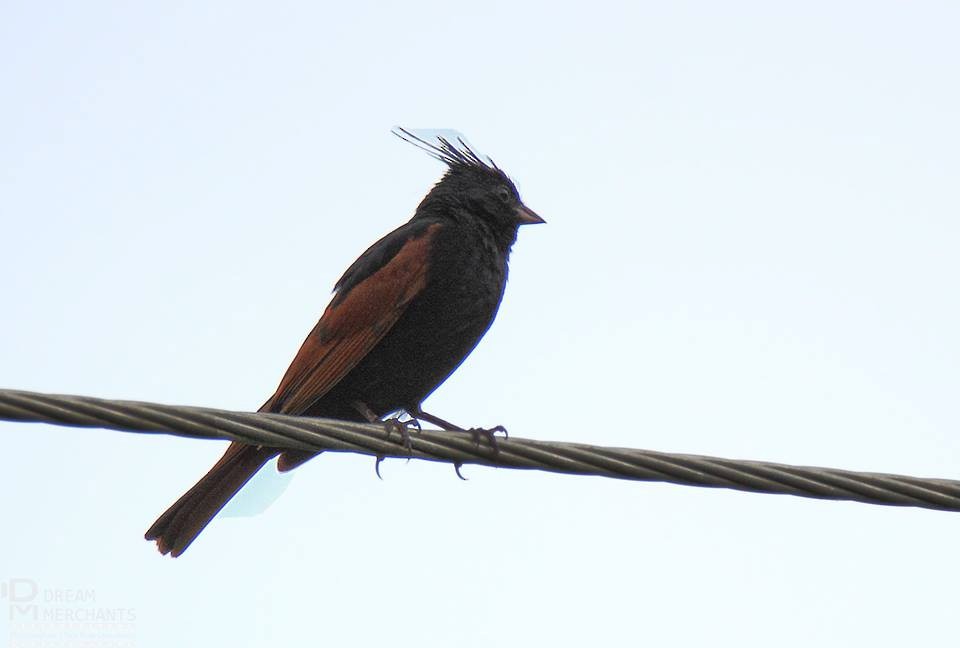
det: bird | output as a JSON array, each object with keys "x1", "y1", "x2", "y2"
[{"x1": 145, "y1": 127, "x2": 544, "y2": 556}]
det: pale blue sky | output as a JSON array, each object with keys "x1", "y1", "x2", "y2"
[{"x1": 2, "y1": 2, "x2": 959, "y2": 646}]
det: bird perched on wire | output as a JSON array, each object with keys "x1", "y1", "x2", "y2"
[{"x1": 146, "y1": 127, "x2": 544, "y2": 556}]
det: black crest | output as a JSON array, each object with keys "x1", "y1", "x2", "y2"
[{"x1": 392, "y1": 126, "x2": 500, "y2": 172}]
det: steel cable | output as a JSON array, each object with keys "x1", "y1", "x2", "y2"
[{"x1": 2, "y1": 388, "x2": 959, "y2": 512}]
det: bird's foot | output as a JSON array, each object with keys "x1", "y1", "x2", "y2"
[
  {"x1": 468, "y1": 425, "x2": 507, "y2": 452},
  {"x1": 382, "y1": 416, "x2": 421, "y2": 452},
  {"x1": 447, "y1": 426, "x2": 506, "y2": 480}
]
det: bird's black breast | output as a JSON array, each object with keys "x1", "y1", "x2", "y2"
[{"x1": 316, "y1": 218, "x2": 509, "y2": 417}]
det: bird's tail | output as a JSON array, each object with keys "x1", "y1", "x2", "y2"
[{"x1": 145, "y1": 441, "x2": 276, "y2": 557}]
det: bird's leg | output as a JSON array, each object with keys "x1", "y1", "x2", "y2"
[
  {"x1": 407, "y1": 407, "x2": 462, "y2": 431},
  {"x1": 352, "y1": 400, "x2": 419, "y2": 453},
  {"x1": 407, "y1": 405, "x2": 507, "y2": 452}
]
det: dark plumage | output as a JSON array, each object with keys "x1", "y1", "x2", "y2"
[{"x1": 145, "y1": 128, "x2": 544, "y2": 556}]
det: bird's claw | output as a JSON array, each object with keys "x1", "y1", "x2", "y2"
[
  {"x1": 382, "y1": 417, "x2": 421, "y2": 453},
  {"x1": 454, "y1": 462, "x2": 468, "y2": 480},
  {"x1": 469, "y1": 425, "x2": 507, "y2": 452},
  {"x1": 374, "y1": 455, "x2": 385, "y2": 480}
]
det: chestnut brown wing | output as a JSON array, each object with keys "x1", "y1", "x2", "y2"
[{"x1": 261, "y1": 222, "x2": 441, "y2": 416}]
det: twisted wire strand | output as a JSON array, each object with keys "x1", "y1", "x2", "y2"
[{"x1": 2, "y1": 388, "x2": 959, "y2": 512}]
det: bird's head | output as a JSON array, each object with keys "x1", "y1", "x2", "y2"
[{"x1": 393, "y1": 127, "x2": 544, "y2": 245}]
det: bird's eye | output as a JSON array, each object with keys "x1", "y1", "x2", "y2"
[{"x1": 497, "y1": 187, "x2": 512, "y2": 202}]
